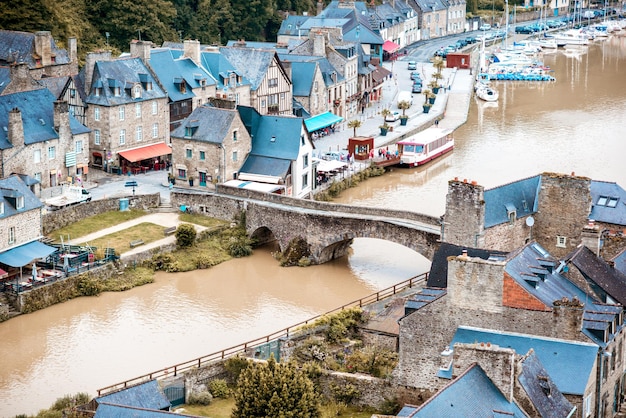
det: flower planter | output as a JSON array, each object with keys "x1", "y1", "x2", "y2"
[
  {"x1": 400, "y1": 117, "x2": 408, "y2": 126},
  {"x1": 423, "y1": 105, "x2": 432, "y2": 114},
  {"x1": 428, "y1": 97, "x2": 436, "y2": 105},
  {"x1": 380, "y1": 127, "x2": 388, "y2": 136},
  {"x1": 432, "y1": 87, "x2": 440, "y2": 94}
]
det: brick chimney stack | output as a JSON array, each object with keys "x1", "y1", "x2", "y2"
[
  {"x1": 34, "y1": 31, "x2": 53, "y2": 67},
  {"x1": 8, "y1": 108, "x2": 24, "y2": 148},
  {"x1": 53, "y1": 101, "x2": 71, "y2": 141},
  {"x1": 84, "y1": 51, "x2": 111, "y2": 95},
  {"x1": 183, "y1": 39, "x2": 201, "y2": 65}
]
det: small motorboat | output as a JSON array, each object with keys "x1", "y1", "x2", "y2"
[{"x1": 475, "y1": 82, "x2": 499, "y2": 102}]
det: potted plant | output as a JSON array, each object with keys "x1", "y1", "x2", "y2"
[
  {"x1": 398, "y1": 100, "x2": 410, "y2": 126},
  {"x1": 428, "y1": 79, "x2": 441, "y2": 95},
  {"x1": 380, "y1": 109, "x2": 391, "y2": 136},
  {"x1": 423, "y1": 89, "x2": 433, "y2": 113}
]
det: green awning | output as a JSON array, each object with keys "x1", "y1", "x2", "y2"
[{"x1": 304, "y1": 111, "x2": 343, "y2": 133}]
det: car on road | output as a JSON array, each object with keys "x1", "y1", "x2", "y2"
[
  {"x1": 412, "y1": 83, "x2": 422, "y2": 93},
  {"x1": 410, "y1": 71, "x2": 421, "y2": 81},
  {"x1": 385, "y1": 111, "x2": 400, "y2": 122},
  {"x1": 515, "y1": 25, "x2": 534, "y2": 34},
  {"x1": 407, "y1": 60, "x2": 417, "y2": 70},
  {"x1": 480, "y1": 24, "x2": 491, "y2": 31},
  {"x1": 322, "y1": 151, "x2": 347, "y2": 161},
  {"x1": 464, "y1": 36, "x2": 477, "y2": 44}
]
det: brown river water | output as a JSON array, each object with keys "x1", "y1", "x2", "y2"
[{"x1": 1, "y1": 36, "x2": 626, "y2": 416}]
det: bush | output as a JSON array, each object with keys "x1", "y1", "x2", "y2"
[
  {"x1": 175, "y1": 223, "x2": 197, "y2": 248},
  {"x1": 345, "y1": 345, "x2": 398, "y2": 378},
  {"x1": 224, "y1": 355, "x2": 251, "y2": 386},
  {"x1": 329, "y1": 383, "x2": 360, "y2": 405},
  {"x1": 76, "y1": 276, "x2": 102, "y2": 296},
  {"x1": 208, "y1": 379, "x2": 230, "y2": 398},
  {"x1": 187, "y1": 390, "x2": 213, "y2": 405}
]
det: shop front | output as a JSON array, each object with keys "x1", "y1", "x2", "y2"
[{"x1": 117, "y1": 142, "x2": 172, "y2": 175}]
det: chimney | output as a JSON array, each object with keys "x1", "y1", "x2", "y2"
[
  {"x1": 130, "y1": 40, "x2": 153, "y2": 64},
  {"x1": 7, "y1": 63, "x2": 39, "y2": 94},
  {"x1": 68, "y1": 37, "x2": 77, "y2": 64},
  {"x1": 8, "y1": 108, "x2": 24, "y2": 148},
  {"x1": 84, "y1": 51, "x2": 111, "y2": 94},
  {"x1": 183, "y1": 39, "x2": 201, "y2": 65},
  {"x1": 317, "y1": 1, "x2": 323, "y2": 15},
  {"x1": 34, "y1": 31, "x2": 53, "y2": 67},
  {"x1": 53, "y1": 101, "x2": 70, "y2": 140},
  {"x1": 313, "y1": 32, "x2": 326, "y2": 56}
]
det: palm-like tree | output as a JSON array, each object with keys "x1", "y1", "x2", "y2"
[
  {"x1": 381, "y1": 108, "x2": 391, "y2": 127},
  {"x1": 398, "y1": 100, "x2": 410, "y2": 117},
  {"x1": 347, "y1": 119, "x2": 362, "y2": 137}
]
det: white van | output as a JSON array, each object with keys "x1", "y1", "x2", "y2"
[{"x1": 397, "y1": 91, "x2": 413, "y2": 107}]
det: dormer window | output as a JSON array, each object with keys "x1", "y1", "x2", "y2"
[
  {"x1": 133, "y1": 85, "x2": 142, "y2": 99},
  {"x1": 597, "y1": 196, "x2": 619, "y2": 208},
  {"x1": 174, "y1": 77, "x2": 186, "y2": 93},
  {"x1": 139, "y1": 73, "x2": 153, "y2": 91}
]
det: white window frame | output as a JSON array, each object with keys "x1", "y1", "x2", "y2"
[
  {"x1": 119, "y1": 129, "x2": 126, "y2": 145},
  {"x1": 119, "y1": 106, "x2": 125, "y2": 121},
  {"x1": 152, "y1": 101, "x2": 158, "y2": 115},
  {"x1": 8, "y1": 226, "x2": 15, "y2": 244},
  {"x1": 94, "y1": 129, "x2": 101, "y2": 145},
  {"x1": 135, "y1": 103, "x2": 141, "y2": 118},
  {"x1": 34, "y1": 149, "x2": 41, "y2": 164},
  {"x1": 136, "y1": 126, "x2": 143, "y2": 142},
  {"x1": 16, "y1": 196, "x2": 24, "y2": 209},
  {"x1": 152, "y1": 123, "x2": 158, "y2": 138},
  {"x1": 556, "y1": 236, "x2": 567, "y2": 248},
  {"x1": 94, "y1": 107, "x2": 100, "y2": 121},
  {"x1": 48, "y1": 146, "x2": 56, "y2": 160},
  {"x1": 75, "y1": 140, "x2": 83, "y2": 153}
]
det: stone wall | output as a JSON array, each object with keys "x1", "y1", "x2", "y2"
[
  {"x1": 483, "y1": 217, "x2": 533, "y2": 252},
  {"x1": 447, "y1": 255, "x2": 506, "y2": 314},
  {"x1": 42, "y1": 193, "x2": 160, "y2": 235},
  {"x1": 442, "y1": 178, "x2": 485, "y2": 248},
  {"x1": 2, "y1": 209, "x2": 41, "y2": 252}
]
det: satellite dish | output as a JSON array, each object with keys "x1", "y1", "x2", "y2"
[{"x1": 526, "y1": 216, "x2": 535, "y2": 227}]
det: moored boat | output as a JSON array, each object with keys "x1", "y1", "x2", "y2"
[
  {"x1": 475, "y1": 82, "x2": 499, "y2": 102},
  {"x1": 397, "y1": 128, "x2": 454, "y2": 167}
]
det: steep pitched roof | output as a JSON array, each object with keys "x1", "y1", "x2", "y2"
[
  {"x1": 171, "y1": 105, "x2": 236, "y2": 145},
  {"x1": 613, "y1": 249, "x2": 626, "y2": 276},
  {"x1": 484, "y1": 175, "x2": 540, "y2": 228},
  {"x1": 0, "y1": 174, "x2": 44, "y2": 216},
  {"x1": 449, "y1": 326, "x2": 597, "y2": 395},
  {"x1": 95, "y1": 380, "x2": 170, "y2": 410},
  {"x1": 0, "y1": 30, "x2": 71, "y2": 68},
  {"x1": 200, "y1": 51, "x2": 250, "y2": 91},
  {"x1": 290, "y1": 61, "x2": 317, "y2": 96},
  {"x1": 278, "y1": 54, "x2": 345, "y2": 86},
  {"x1": 518, "y1": 351, "x2": 576, "y2": 417},
  {"x1": 219, "y1": 47, "x2": 285, "y2": 91},
  {"x1": 149, "y1": 49, "x2": 215, "y2": 103},
  {"x1": 0, "y1": 88, "x2": 88, "y2": 149},
  {"x1": 406, "y1": 363, "x2": 528, "y2": 417},
  {"x1": 506, "y1": 241, "x2": 623, "y2": 347},
  {"x1": 86, "y1": 58, "x2": 167, "y2": 106},
  {"x1": 589, "y1": 180, "x2": 626, "y2": 226},
  {"x1": 37, "y1": 76, "x2": 69, "y2": 98},
  {"x1": 277, "y1": 15, "x2": 312, "y2": 38},
  {"x1": 0, "y1": 66, "x2": 11, "y2": 94},
  {"x1": 427, "y1": 242, "x2": 508, "y2": 288},
  {"x1": 565, "y1": 245, "x2": 626, "y2": 305}
]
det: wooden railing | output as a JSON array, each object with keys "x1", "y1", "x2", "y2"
[{"x1": 97, "y1": 273, "x2": 427, "y2": 396}]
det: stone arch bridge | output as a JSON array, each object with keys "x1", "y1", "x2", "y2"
[{"x1": 171, "y1": 188, "x2": 442, "y2": 264}]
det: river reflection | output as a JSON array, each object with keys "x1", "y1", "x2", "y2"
[
  {"x1": 335, "y1": 37, "x2": 626, "y2": 215},
  {"x1": 0, "y1": 240, "x2": 429, "y2": 416}
]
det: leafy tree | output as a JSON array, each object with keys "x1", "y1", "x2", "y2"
[
  {"x1": 175, "y1": 223, "x2": 197, "y2": 247},
  {"x1": 232, "y1": 356, "x2": 320, "y2": 418},
  {"x1": 347, "y1": 119, "x2": 362, "y2": 137}
]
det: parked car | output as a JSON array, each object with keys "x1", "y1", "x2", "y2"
[
  {"x1": 385, "y1": 111, "x2": 400, "y2": 122},
  {"x1": 407, "y1": 61, "x2": 417, "y2": 70},
  {"x1": 515, "y1": 26, "x2": 534, "y2": 34},
  {"x1": 322, "y1": 151, "x2": 347, "y2": 161},
  {"x1": 412, "y1": 83, "x2": 422, "y2": 93},
  {"x1": 464, "y1": 36, "x2": 477, "y2": 44},
  {"x1": 480, "y1": 24, "x2": 491, "y2": 31},
  {"x1": 410, "y1": 71, "x2": 421, "y2": 81}
]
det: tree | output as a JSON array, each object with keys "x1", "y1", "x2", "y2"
[
  {"x1": 347, "y1": 119, "x2": 362, "y2": 137},
  {"x1": 175, "y1": 223, "x2": 197, "y2": 247},
  {"x1": 232, "y1": 356, "x2": 320, "y2": 418},
  {"x1": 398, "y1": 100, "x2": 411, "y2": 117}
]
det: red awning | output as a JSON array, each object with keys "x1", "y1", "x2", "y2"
[
  {"x1": 118, "y1": 142, "x2": 171, "y2": 163},
  {"x1": 383, "y1": 40, "x2": 400, "y2": 53}
]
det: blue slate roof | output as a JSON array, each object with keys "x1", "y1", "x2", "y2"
[
  {"x1": 0, "y1": 30, "x2": 71, "y2": 68},
  {"x1": 277, "y1": 15, "x2": 312, "y2": 38},
  {"x1": 95, "y1": 380, "x2": 170, "y2": 411},
  {"x1": 0, "y1": 174, "x2": 44, "y2": 217},
  {"x1": 0, "y1": 89, "x2": 89, "y2": 150},
  {"x1": 86, "y1": 58, "x2": 167, "y2": 106},
  {"x1": 200, "y1": 52, "x2": 250, "y2": 91},
  {"x1": 149, "y1": 49, "x2": 215, "y2": 103},
  {"x1": 589, "y1": 180, "x2": 626, "y2": 226},
  {"x1": 449, "y1": 326, "x2": 597, "y2": 395},
  {"x1": 506, "y1": 241, "x2": 623, "y2": 347},
  {"x1": 0, "y1": 67, "x2": 10, "y2": 94},
  {"x1": 219, "y1": 47, "x2": 285, "y2": 91},
  {"x1": 614, "y1": 249, "x2": 626, "y2": 276},
  {"x1": 38, "y1": 76, "x2": 69, "y2": 98},
  {"x1": 239, "y1": 155, "x2": 293, "y2": 179},
  {"x1": 225, "y1": 41, "x2": 290, "y2": 53},
  {"x1": 518, "y1": 351, "x2": 576, "y2": 416},
  {"x1": 484, "y1": 175, "x2": 541, "y2": 228},
  {"x1": 413, "y1": 0, "x2": 449, "y2": 13},
  {"x1": 171, "y1": 105, "x2": 236, "y2": 145},
  {"x1": 290, "y1": 61, "x2": 317, "y2": 96},
  {"x1": 278, "y1": 54, "x2": 345, "y2": 87},
  {"x1": 410, "y1": 364, "x2": 527, "y2": 417}
]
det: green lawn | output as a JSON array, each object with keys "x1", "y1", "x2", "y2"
[
  {"x1": 47, "y1": 209, "x2": 148, "y2": 243},
  {"x1": 76, "y1": 222, "x2": 166, "y2": 256}
]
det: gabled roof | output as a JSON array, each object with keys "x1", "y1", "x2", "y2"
[
  {"x1": 219, "y1": 47, "x2": 287, "y2": 91},
  {"x1": 427, "y1": 242, "x2": 508, "y2": 288},
  {"x1": 412, "y1": 0, "x2": 449, "y2": 13},
  {"x1": 589, "y1": 180, "x2": 626, "y2": 226},
  {"x1": 95, "y1": 380, "x2": 170, "y2": 411},
  {"x1": 290, "y1": 61, "x2": 318, "y2": 96},
  {"x1": 86, "y1": 58, "x2": 167, "y2": 106},
  {"x1": 449, "y1": 326, "x2": 597, "y2": 395},
  {"x1": 149, "y1": 49, "x2": 215, "y2": 103},
  {"x1": 277, "y1": 15, "x2": 312, "y2": 38},
  {"x1": 406, "y1": 364, "x2": 528, "y2": 417},
  {"x1": 0, "y1": 174, "x2": 44, "y2": 216},
  {"x1": 200, "y1": 51, "x2": 251, "y2": 91},
  {"x1": 37, "y1": 76, "x2": 69, "y2": 98},
  {"x1": 518, "y1": 351, "x2": 576, "y2": 417},
  {"x1": 484, "y1": 175, "x2": 540, "y2": 228},
  {"x1": 506, "y1": 241, "x2": 623, "y2": 347},
  {"x1": 0, "y1": 88, "x2": 89, "y2": 150},
  {"x1": 0, "y1": 30, "x2": 71, "y2": 68},
  {"x1": 171, "y1": 105, "x2": 237, "y2": 145},
  {"x1": 278, "y1": 54, "x2": 345, "y2": 87},
  {"x1": 565, "y1": 245, "x2": 626, "y2": 305}
]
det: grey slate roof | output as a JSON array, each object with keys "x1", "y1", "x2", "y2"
[
  {"x1": 613, "y1": 249, "x2": 626, "y2": 276},
  {"x1": 589, "y1": 180, "x2": 626, "y2": 226},
  {"x1": 86, "y1": 58, "x2": 167, "y2": 106},
  {"x1": 37, "y1": 76, "x2": 69, "y2": 98},
  {"x1": 518, "y1": 350, "x2": 576, "y2": 417},
  {"x1": 0, "y1": 88, "x2": 89, "y2": 150},
  {"x1": 0, "y1": 174, "x2": 44, "y2": 217},
  {"x1": 95, "y1": 380, "x2": 170, "y2": 411},
  {"x1": 448, "y1": 326, "x2": 598, "y2": 396},
  {"x1": 427, "y1": 242, "x2": 508, "y2": 288},
  {"x1": 565, "y1": 245, "x2": 626, "y2": 305},
  {"x1": 200, "y1": 52, "x2": 251, "y2": 91},
  {"x1": 405, "y1": 363, "x2": 528, "y2": 417},
  {"x1": 277, "y1": 15, "x2": 312, "y2": 38},
  {"x1": 219, "y1": 47, "x2": 284, "y2": 91},
  {"x1": 171, "y1": 105, "x2": 236, "y2": 145},
  {"x1": 0, "y1": 30, "x2": 71, "y2": 68},
  {"x1": 0, "y1": 67, "x2": 10, "y2": 94},
  {"x1": 484, "y1": 174, "x2": 540, "y2": 228},
  {"x1": 413, "y1": 0, "x2": 449, "y2": 13},
  {"x1": 149, "y1": 48, "x2": 215, "y2": 103}
]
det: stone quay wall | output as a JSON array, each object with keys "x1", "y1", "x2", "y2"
[{"x1": 42, "y1": 193, "x2": 160, "y2": 235}]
